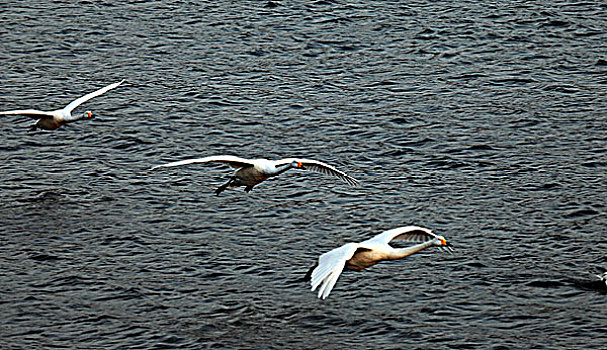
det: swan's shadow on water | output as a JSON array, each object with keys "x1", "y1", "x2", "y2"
[
  {"x1": 528, "y1": 277, "x2": 607, "y2": 294},
  {"x1": 569, "y1": 279, "x2": 607, "y2": 294}
]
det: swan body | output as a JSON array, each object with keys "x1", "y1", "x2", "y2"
[
  {"x1": 151, "y1": 155, "x2": 359, "y2": 195},
  {"x1": 306, "y1": 226, "x2": 453, "y2": 299},
  {"x1": 0, "y1": 80, "x2": 124, "y2": 130}
]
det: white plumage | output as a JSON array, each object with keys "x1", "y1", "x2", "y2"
[
  {"x1": 306, "y1": 226, "x2": 453, "y2": 299},
  {"x1": 151, "y1": 155, "x2": 359, "y2": 195},
  {"x1": 0, "y1": 80, "x2": 124, "y2": 130}
]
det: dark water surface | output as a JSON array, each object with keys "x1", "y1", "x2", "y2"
[{"x1": 1, "y1": 1, "x2": 606, "y2": 349}]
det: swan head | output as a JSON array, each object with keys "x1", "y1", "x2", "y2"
[
  {"x1": 436, "y1": 235, "x2": 454, "y2": 252},
  {"x1": 83, "y1": 110, "x2": 94, "y2": 119},
  {"x1": 292, "y1": 160, "x2": 304, "y2": 169}
]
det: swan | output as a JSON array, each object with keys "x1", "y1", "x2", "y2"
[
  {"x1": 305, "y1": 226, "x2": 453, "y2": 299},
  {"x1": 151, "y1": 155, "x2": 359, "y2": 195},
  {"x1": 0, "y1": 80, "x2": 124, "y2": 130}
]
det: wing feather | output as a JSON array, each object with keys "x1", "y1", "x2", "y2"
[
  {"x1": 151, "y1": 155, "x2": 254, "y2": 170},
  {"x1": 63, "y1": 80, "x2": 125, "y2": 114},
  {"x1": 364, "y1": 226, "x2": 437, "y2": 245},
  {"x1": 310, "y1": 243, "x2": 359, "y2": 299},
  {"x1": 318, "y1": 268, "x2": 342, "y2": 299},
  {"x1": 0, "y1": 109, "x2": 55, "y2": 119},
  {"x1": 281, "y1": 158, "x2": 360, "y2": 186}
]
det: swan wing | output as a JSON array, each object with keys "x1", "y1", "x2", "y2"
[
  {"x1": 151, "y1": 155, "x2": 255, "y2": 170},
  {"x1": 280, "y1": 158, "x2": 359, "y2": 186},
  {"x1": 365, "y1": 226, "x2": 437, "y2": 245},
  {"x1": 0, "y1": 109, "x2": 55, "y2": 119},
  {"x1": 63, "y1": 80, "x2": 125, "y2": 114},
  {"x1": 310, "y1": 243, "x2": 359, "y2": 299}
]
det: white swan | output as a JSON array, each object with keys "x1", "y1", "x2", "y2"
[
  {"x1": 0, "y1": 80, "x2": 124, "y2": 130},
  {"x1": 151, "y1": 155, "x2": 359, "y2": 195},
  {"x1": 306, "y1": 226, "x2": 453, "y2": 299}
]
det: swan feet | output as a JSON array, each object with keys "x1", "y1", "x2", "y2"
[{"x1": 215, "y1": 177, "x2": 236, "y2": 196}]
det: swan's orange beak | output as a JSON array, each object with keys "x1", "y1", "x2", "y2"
[
  {"x1": 439, "y1": 238, "x2": 448, "y2": 246},
  {"x1": 297, "y1": 162, "x2": 303, "y2": 168},
  {"x1": 86, "y1": 111, "x2": 93, "y2": 118}
]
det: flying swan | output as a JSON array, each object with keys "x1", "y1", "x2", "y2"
[
  {"x1": 0, "y1": 80, "x2": 124, "y2": 130},
  {"x1": 151, "y1": 155, "x2": 359, "y2": 195},
  {"x1": 305, "y1": 226, "x2": 453, "y2": 299}
]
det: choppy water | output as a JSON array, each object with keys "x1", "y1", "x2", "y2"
[{"x1": 1, "y1": 1, "x2": 606, "y2": 349}]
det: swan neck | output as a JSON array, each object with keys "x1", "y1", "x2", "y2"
[
  {"x1": 390, "y1": 240, "x2": 435, "y2": 259},
  {"x1": 62, "y1": 112, "x2": 81, "y2": 122},
  {"x1": 273, "y1": 163, "x2": 294, "y2": 175}
]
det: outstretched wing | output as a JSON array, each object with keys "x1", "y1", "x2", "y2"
[
  {"x1": 310, "y1": 242, "x2": 360, "y2": 299},
  {"x1": 280, "y1": 158, "x2": 359, "y2": 186},
  {"x1": 151, "y1": 155, "x2": 255, "y2": 170},
  {"x1": 63, "y1": 80, "x2": 125, "y2": 114},
  {"x1": 365, "y1": 226, "x2": 437, "y2": 245},
  {"x1": 0, "y1": 109, "x2": 55, "y2": 119}
]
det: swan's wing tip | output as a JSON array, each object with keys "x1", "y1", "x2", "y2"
[
  {"x1": 309, "y1": 244, "x2": 358, "y2": 299},
  {"x1": 347, "y1": 177, "x2": 361, "y2": 186}
]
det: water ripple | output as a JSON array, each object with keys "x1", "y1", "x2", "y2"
[{"x1": 1, "y1": 1, "x2": 606, "y2": 349}]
